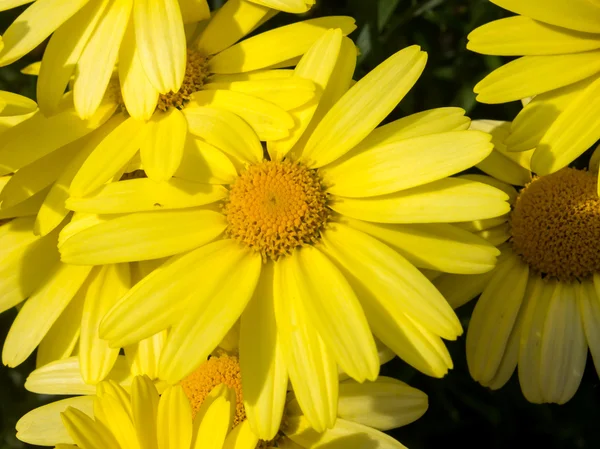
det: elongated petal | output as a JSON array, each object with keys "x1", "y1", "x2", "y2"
[
  {"x1": 68, "y1": 178, "x2": 226, "y2": 214},
  {"x1": 37, "y1": 0, "x2": 110, "y2": 115},
  {"x1": 175, "y1": 136, "x2": 237, "y2": 185},
  {"x1": 3, "y1": 263, "x2": 92, "y2": 367},
  {"x1": 80, "y1": 264, "x2": 130, "y2": 384},
  {"x1": 191, "y1": 90, "x2": 293, "y2": 141},
  {"x1": 25, "y1": 356, "x2": 132, "y2": 395},
  {"x1": 433, "y1": 271, "x2": 493, "y2": 309},
  {"x1": 178, "y1": 0, "x2": 209, "y2": 23},
  {"x1": 70, "y1": 116, "x2": 145, "y2": 197},
  {"x1": 74, "y1": 0, "x2": 132, "y2": 119},
  {"x1": 467, "y1": 252, "x2": 528, "y2": 385},
  {"x1": 337, "y1": 377, "x2": 427, "y2": 431},
  {"x1": 247, "y1": 0, "x2": 310, "y2": 13},
  {"x1": 268, "y1": 28, "x2": 342, "y2": 160},
  {"x1": 223, "y1": 421, "x2": 259, "y2": 449},
  {"x1": 119, "y1": 20, "x2": 159, "y2": 120},
  {"x1": 60, "y1": 208, "x2": 226, "y2": 264},
  {"x1": 240, "y1": 264, "x2": 288, "y2": 441},
  {"x1": 131, "y1": 375, "x2": 160, "y2": 449},
  {"x1": 99, "y1": 240, "x2": 245, "y2": 347},
  {"x1": 344, "y1": 217, "x2": 499, "y2": 275},
  {"x1": 125, "y1": 331, "x2": 166, "y2": 379},
  {"x1": 134, "y1": 0, "x2": 186, "y2": 93},
  {"x1": 286, "y1": 415, "x2": 408, "y2": 449},
  {"x1": 468, "y1": 16, "x2": 600, "y2": 56},
  {"x1": 532, "y1": 76, "x2": 600, "y2": 174},
  {"x1": 195, "y1": 0, "x2": 271, "y2": 56},
  {"x1": 583, "y1": 276, "x2": 600, "y2": 377},
  {"x1": 538, "y1": 282, "x2": 587, "y2": 404},
  {"x1": 323, "y1": 130, "x2": 492, "y2": 197},
  {"x1": 159, "y1": 244, "x2": 261, "y2": 383},
  {"x1": 490, "y1": 0, "x2": 600, "y2": 33},
  {"x1": 191, "y1": 386, "x2": 234, "y2": 449},
  {"x1": 302, "y1": 46, "x2": 427, "y2": 168},
  {"x1": 62, "y1": 407, "x2": 120, "y2": 449},
  {"x1": 183, "y1": 106, "x2": 263, "y2": 163},
  {"x1": 140, "y1": 108, "x2": 188, "y2": 181},
  {"x1": 17, "y1": 396, "x2": 94, "y2": 446},
  {"x1": 331, "y1": 177, "x2": 510, "y2": 224},
  {"x1": 209, "y1": 16, "x2": 356, "y2": 74},
  {"x1": 0, "y1": 0, "x2": 89, "y2": 66},
  {"x1": 94, "y1": 383, "x2": 140, "y2": 449},
  {"x1": 274, "y1": 260, "x2": 338, "y2": 432},
  {"x1": 474, "y1": 51, "x2": 600, "y2": 104},
  {"x1": 157, "y1": 385, "x2": 193, "y2": 449}
]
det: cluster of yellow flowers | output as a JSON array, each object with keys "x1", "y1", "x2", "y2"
[{"x1": 0, "y1": 0, "x2": 599, "y2": 447}]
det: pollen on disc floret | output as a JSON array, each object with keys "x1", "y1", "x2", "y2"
[
  {"x1": 223, "y1": 160, "x2": 330, "y2": 261},
  {"x1": 180, "y1": 353, "x2": 245, "y2": 427},
  {"x1": 510, "y1": 167, "x2": 600, "y2": 282},
  {"x1": 157, "y1": 49, "x2": 210, "y2": 112}
]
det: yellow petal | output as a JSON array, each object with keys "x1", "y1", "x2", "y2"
[
  {"x1": 157, "y1": 385, "x2": 193, "y2": 449},
  {"x1": 158, "y1": 243, "x2": 261, "y2": 383},
  {"x1": 240, "y1": 264, "x2": 288, "y2": 441},
  {"x1": 80, "y1": 264, "x2": 131, "y2": 384},
  {"x1": 343, "y1": 217, "x2": 499, "y2": 275},
  {"x1": 68, "y1": 178, "x2": 226, "y2": 214},
  {"x1": 247, "y1": 0, "x2": 311, "y2": 13},
  {"x1": 140, "y1": 108, "x2": 188, "y2": 181},
  {"x1": 74, "y1": 0, "x2": 132, "y2": 119},
  {"x1": 195, "y1": 0, "x2": 271, "y2": 56},
  {"x1": 133, "y1": 0, "x2": 186, "y2": 93},
  {"x1": 491, "y1": 0, "x2": 600, "y2": 33},
  {"x1": 37, "y1": 0, "x2": 110, "y2": 115},
  {"x1": 301, "y1": 46, "x2": 426, "y2": 168},
  {"x1": 3, "y1": 263, "x2": 92, "y2": 367},
  {"x1": 62, "y1": 406, "x2": 120, "y2": 449},
  {"x1": 337, "y1": 377, "x2": 427, "y2": 431},
  {"x1": 474, "y1": 51, "x2": 600, "y2": 104},
  {"x1": 583, "y1": 276, "x2": 600, "y2": 377},
  {"x1": 191, "y1": 385, "x2": 234, "y2": 449},
  {"x1": 467, "y1": 16, "x2": 600, "y2": 56},
  {"x1": 16, "y1": 396, "x2": 94, "y2": 446},
  {"x1": 131, "y1": 375, "x2": 160, "y2": 449},
  {"x1": 178, "y1": 0, "x2": 209, "y2": 23},
  {"x1": 184, "y1": 106, "x2": 263, "y2": 163},
  {"x1": 191, "y1": 89, "x2": 294, "y2": 141},
  {"x1": 125, "y1": 331, "x2": 166, "y2": 379},
  {"x1": 538, "y1": 282, "x2": 587, "y2": 403},
  {"x1": 70, "y1": 116, "x2": 145, "y2": 197},
  {"x1": 331, "y1": 177, "x2": 510, "y2": 224},
  {"x1": 175, "y1": 136, "x2": 238, "y2": 184},
  {"x1": 223, "y1": 421, "x2": 259, "y2": 449},
  {"x1": 466, "y1": 251, "x2": 528, "y2": 385},
  {"x1": 25, "y1": 356, "x2": 132, "y2": 395},
  {"x1": 0, "y1": 0, "x2": 88, "y2": 66},
  {"x1": 94, "y1": 384, "x2": 140, "y2": 449},
  {"x1": 209, "y1": 16, "x2": 356, "y2": 74},
  {"x1": 119, "y1": 19, "x2": 159, "y2": 120},
  {"x1": 323, "y1": 130, "x2": 492, "y2": 197},
  {"x1": 268, "y1": 28, "x2": 342, "y2": 160},
  {"x1": 59, "y1": 208, "x2": 226, "y2": 264},
  {"x1": 0, "y1": 90, "x2": 37, "y2": 115},
  {"x1": 274, "y1": 259, "x2": 338, "y2": 432},
  {"x1": 532, "y1": 76, "x2": 600, "y2": 174}
]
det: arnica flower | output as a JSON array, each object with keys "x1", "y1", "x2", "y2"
[
  {"x1": 16, "y1": 351, "x2": 428, "y2": 449},
  {"x1": 58, "y1": 33, "x2": 509, "y2": 437},
  {"x1": 468, "y1": 0, "x2": 600, "y2": 190},
  {"x1": 434, "y1": 120, "x2": 600, "y2": 404}
]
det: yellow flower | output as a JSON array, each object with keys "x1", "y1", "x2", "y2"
[
  {"x1": 434, "y1": 120, "x2": 600, "y2": 404},
  {"x1": 58, "y1": 36, "x2": 509, "y2": 437},
  {"x1": 17, "y1": 351, "x2": 428, "y2": 449},
  {"x1": 468, "y1": 0, "x2": 600, "y2": 190},
  {"x1": 0, "y1": 0, "x2": 210, "y2": 118}
]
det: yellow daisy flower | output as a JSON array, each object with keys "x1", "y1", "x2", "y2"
[
  {"x1": 17, "y1": 351, "x2": 427, "y2": 449},
  {"x1": 468, "y1": 0, "x2": 600, "y2": 189},
  {"x1": 434, "y1": 120, "x2": 600, "y2": 404},
  {"x1": 0, "y1": 0, "x2": 210, "y2": 118},
  {"x1": 58, "y1": 35, "x2": 509, "y2": 437}
]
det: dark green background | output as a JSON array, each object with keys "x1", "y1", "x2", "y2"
[{"x1": 0, "y1": 1, "x2": 598, "y2": 448}]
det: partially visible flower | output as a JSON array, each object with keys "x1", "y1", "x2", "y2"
[
  {"x1": 17, "y1": 351, "x2": 427, "y2": 449},
  {"x1": 434, "y1": 120, "x2": 600, "y2": 405},
  {"x1": 468, "y1": 0, "x2": 600, "y2": 190}
]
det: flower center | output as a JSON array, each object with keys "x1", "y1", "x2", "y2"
[
  {"x1": 510, "y1": 167, "x2": 600, "y2": 281},
  {"x1": 180, "y1": 353, "x2": 245, "y2": 427},
  {"x1": 157, "y1": 49, "x2": 209, "y2": 112},
  {"x1": 223, "y1": 160, "x2": 330, "y2": 261}
]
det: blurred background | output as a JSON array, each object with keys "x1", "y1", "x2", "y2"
[{"x1": 0, "y1": 1, "x2": 598, "y2": 448}]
